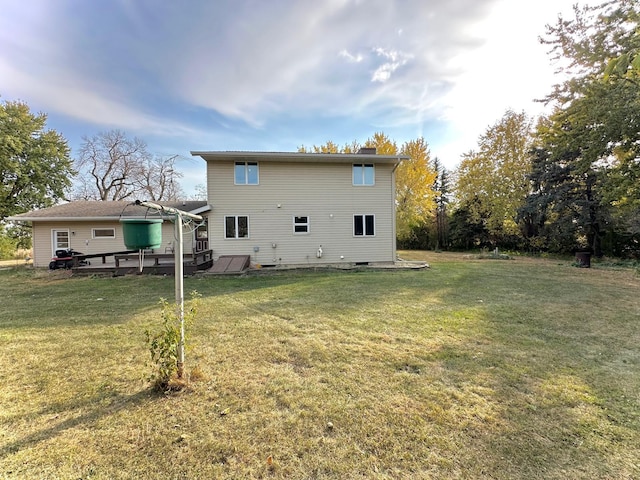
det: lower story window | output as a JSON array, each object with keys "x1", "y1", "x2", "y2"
[
  {"x1": 92, "y1": 228, "x2": 115, "y2": 239},
  {"x1": 293, "y1": 216, "x2": 309, "y2": 234},
  {"x1": 354, "y1": 214, "x2": 375, "y2": 236},
  {"x1": 225, "y1": 215, "x2": 249, "y2": 239}
]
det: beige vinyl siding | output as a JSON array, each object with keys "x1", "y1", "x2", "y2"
[
  {"x1": 207, "y1": 160, "x2": 397, "y2": 265},
  {"x1": 31, "y1": 220, "x2": 198, "y2": 267}
]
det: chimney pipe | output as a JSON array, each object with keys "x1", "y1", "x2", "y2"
[{"x1": 357, "y1": 147, "x2": 376, "y2": 155}]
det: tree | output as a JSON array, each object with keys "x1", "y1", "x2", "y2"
[
  {"x1": 298, "y1": 139, "x2": 362, "y2": 154},
  {"x1": 454, "y1": 110, "x2": 533, "y2": 247},
  {"x1": 136, "y1": 155, "x2": 184, "y2": 201},
  {"x1": 543, "y1": 0, "x2": 640, "y2": 94},
  {"x1": 432, "y1": 158, "x2": 450, "y2": 250},
  {"x1": 73, "y1": 130, "x2": 184, "y2": 201},
  {"x1": 0, "y1": 99, "x2": 73, "y2": 222},
  {"x1": 521, "y1": 0, "x2": 640, "y2": 256},
  {"x1": 448, "y1": 197, "x2": 491, "y2": 250},
  {"x1": 396, "y1": 137, "x2": 437, "y2": 243},
  {"x1": 190, "y1": 184, "x2": 208, "y2": 201}
]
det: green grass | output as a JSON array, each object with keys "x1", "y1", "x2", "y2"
[{"x1": 1, "y1": 253, "x2": 639, "y2": 479}]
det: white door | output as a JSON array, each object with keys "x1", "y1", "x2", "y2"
[{"x1": 52, "y1": 229, "x2": 70, "y2": 255}]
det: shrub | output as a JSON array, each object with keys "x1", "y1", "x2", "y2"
[
  {"x1": 0, "y1": 234, "x2": 17, "y2": 260},
  {"x1": 145, "y1": 290, "x2": 201, "y2": 391}
]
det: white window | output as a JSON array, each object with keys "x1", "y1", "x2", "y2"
[
  {"x1": 225, "y1": 215, "x2": 249, "y2": 239},
  {"x1": 234, "y1": 162, "x2": 259, "y2": 185},
  {"x1": 52, "y1": 230, "x2": 69, "y2": 252},
  {"x1": 92, "y1": 228, "x2": 115, "y2": 239},
  {"x1": 293, "y1": 216, "x2": 309, "y2": 234},
  {"x1": 354, "y1": 214, "x2": 375, "y2": 236},
  {"x1": 353, "y1": 164, "x2": 374, "y2": 186}
]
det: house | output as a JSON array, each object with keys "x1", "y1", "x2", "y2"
[
  {"x1": 191, "y1": 149, "x2": 406, "y2": 267},
  {"x1": 9, "y1": 149, "x2": 405, "y2": 270},
  {"x1": 7, "y1": 200, "x2": 210, "y2": 268}
]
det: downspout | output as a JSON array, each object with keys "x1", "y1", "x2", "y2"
[{"x1": 391, "y1": 158, "x2": 403, "y2": 261}]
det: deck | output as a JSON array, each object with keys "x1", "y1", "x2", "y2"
[{"x1": 71, "y1": 250, "x2": 214, "y2": 276}]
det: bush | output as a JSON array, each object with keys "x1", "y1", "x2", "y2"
[
  {"x1": 0, "y1": 234, "x2": 18, "y2": 260},
  {"x1": 145, "y1": 291, "x2": 201, "y2": 391}
]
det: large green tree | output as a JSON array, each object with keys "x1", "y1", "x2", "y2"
[
  {"x1": 521, "y1": 0, "x2": 640, "y2": 256},
  {"x1": 0, "y1": 99, "x2": 73, "y2": 222},
  {"x1": 432, "y1": 158, "x2": 450, "y2": 250},
  {"x1": 454, "y1": 110, "x2": 533, "y2": 247}
]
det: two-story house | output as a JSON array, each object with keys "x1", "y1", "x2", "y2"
[
  {"x1": 8, "y1": 149, "x2": 405, "y2": 271},
  {"x1": 191, "y1": 149, "x2": 406, "y2": 267}
]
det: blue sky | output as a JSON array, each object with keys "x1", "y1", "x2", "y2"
[{"x1": 1, "y1": 0, "x2": 598, "y2": 195}]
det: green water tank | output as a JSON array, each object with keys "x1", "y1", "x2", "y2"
[{"x1": 120, "y1": 218, "x2": 163, "y2": 250}]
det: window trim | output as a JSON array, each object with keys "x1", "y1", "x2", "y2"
[
  {"x1": 353, "y1": 214, "x2": 376, "y2": 237},
  {"x1": 224, "y1": 215, "x2": 250, "y2": 239},
  {"x1": 52, "y1": 229, "x2": 70, "y2": 255},
  {"x1": 293, "y1": 215, "x2": 310, "y2": 235},
  {"x1": 352, "y1": 163, "x2": 375, "y2": 186},
  {"x1": 92, "y1": 227, "x2": 116, "y2": 239},
  {"x1": 234, "y1": 161, "x2": 259, "y2": 185}
]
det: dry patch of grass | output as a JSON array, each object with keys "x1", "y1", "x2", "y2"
[{"x1": 1, "y1": 254, "x2": 639, "y2": 478}]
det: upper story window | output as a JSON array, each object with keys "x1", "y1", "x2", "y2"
[
  {"x1": 353, "y1": 164, "x2": 374, "y2": 186},
  {"x1": 293, "y1": 216, "x2": 309, "y2": 234},
  {"x1": 92, "y1": 228, "x2": 115, "y2": 239},
  {"x1": 235, "y1": 162, "x2": 259, "y2": 185}
]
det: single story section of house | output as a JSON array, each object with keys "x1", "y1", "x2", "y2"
[
  {"x1": 191, "y1": 149, "x2": 407, "y2": 267},
  {"x1": 8, "y1": 200, "x2": 210, "y2": 268}
]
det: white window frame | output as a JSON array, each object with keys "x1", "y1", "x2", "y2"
[
  {"x1": 353, "y1": 214, "x2": 376, "y2": 237},
  {"x1": 224, "y1": 215, "x2": 250, "y2": 239},
  {"x1": 353, "y1": 164, "x2": 375, "y2": 186},
  {"x1": 92, "y1": 227, "x2": 116, "y2": 239},
  {"x1": 293, "y1": 216, "x2": 310, "y2": 235},
  {"x1": 51, "y1": 229, "x2": 70, "y2": 255},
  {"x1": 234, "y1": 162, "x2": 259, "y2": 185}
]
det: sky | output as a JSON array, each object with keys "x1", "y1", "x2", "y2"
[{"x1": 0, "y1": 0, "x2": 600, "y2": 196}]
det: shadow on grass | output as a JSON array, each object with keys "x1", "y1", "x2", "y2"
[
  {"x1": 1, "y1": 268, "x2": 437, "y2": 329},
  {"x1": 0, "y1": 388, "x2": 156, "y2": 461}
]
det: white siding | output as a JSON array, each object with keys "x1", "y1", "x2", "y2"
[{"x1": 207, "y1": 160, "x2": 397, "y2": 265}]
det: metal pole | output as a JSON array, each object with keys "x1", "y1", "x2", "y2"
[
  {"x1": 175, "y1": 212, "x2": 185, "y2": 378},
  {"x1": 134, "y1": 200, "x2": 203, "y2": 222},
  {"x1": 135, "y1": 200, "x2": 203, "y2": 380}
]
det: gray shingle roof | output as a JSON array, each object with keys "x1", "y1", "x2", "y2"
[{"x1": 8, "y1": 200, "x2": 209, "y2": 221}]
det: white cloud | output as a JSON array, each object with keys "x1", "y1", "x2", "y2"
[
  {"x1": 0, "y1": 0, "x2": 603, "y2": 179},
  {"x1": 371, "y1": 48, "x2": 413, "y2": 83},
  {"x1": 0, "y1": 55, "x2": 202, "y2": 139},
  {"x1": 339, "y1": 49, "x2": 364, "y2": 63},
  {"x1": 172, "y1": 0, "x2": 497, "y2": 125}
]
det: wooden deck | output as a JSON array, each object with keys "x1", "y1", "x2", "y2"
[{"x1": 72, "y1": 250, "x2": 213, "y2": 276}]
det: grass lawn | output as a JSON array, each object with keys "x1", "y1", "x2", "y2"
[{"x1": 1, "y1": 252, "x2": 639, "y2": 479}]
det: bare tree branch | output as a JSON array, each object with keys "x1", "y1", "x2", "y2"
[{"x1": 72, "y1": 130, "x2": 184, "y2": 201}]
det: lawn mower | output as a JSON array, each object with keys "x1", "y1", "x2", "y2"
[{"x1": 49, "y1": 249, "x2": 89, "y2": 270}]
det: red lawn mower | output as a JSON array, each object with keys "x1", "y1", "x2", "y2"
[{"x1": 48, "y1": 249, "x2": 89, "y2": 270}]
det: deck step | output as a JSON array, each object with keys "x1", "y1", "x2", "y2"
[{"x1": 210, "y1": 255, "x2": 251, "y2": 273}]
